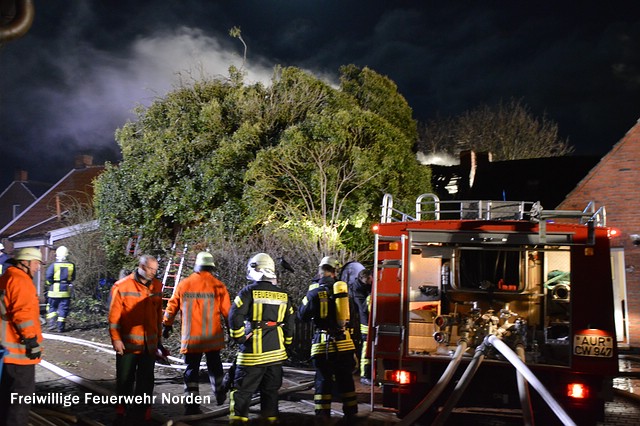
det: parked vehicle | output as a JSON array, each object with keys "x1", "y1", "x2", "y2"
[{"x1": 369, "y1": 194, "x2": 617, "y2": 425}]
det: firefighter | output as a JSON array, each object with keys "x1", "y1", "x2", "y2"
[
  {"x1": 298, "y1": 259, "x2": 359, "y2": 425},
  {"x1": 162, "y1": 251, "x2": 231, "y2": 414},
  {"x1": 0, "y1": 243, "x2": 11, "y2": 275},
  {"x1": 0, "y1": 247, "x2": 43, "y2": 426},
  {"x1": 108, "y1": 255, "x2": 163, "y2": 425},
  {"x1": 351, "y1": 269, "x2": 373, "y2": 385},
  {"x1": 228, "y1": 253, "x2": 295, "y2": 426},
  {"x1": 45, "y1": 246, "x2": 76, "y2": 332}
]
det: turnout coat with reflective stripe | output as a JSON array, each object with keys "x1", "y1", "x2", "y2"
[
  {"x1": 108, "y1": 272, "x2": 163, "y2": 354},
  {"x1": 229, "y1": 280, "x2": 295, "y2": 366},
  {"x1": 163, "y1": 271, "x2": 231, "y2": 353},
  {"x1": 298, "y1": 276, "x2": 356, "y2": 357},
  {"x1": 45, "y1": 261, "x2": 76, "y2": 297},
  {"x1": 0, "y1": 266, "x2": 43, "y2": 365}
]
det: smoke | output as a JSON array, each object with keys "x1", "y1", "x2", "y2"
[
  {"x1": 0, "y1": 24, "x2": 278, "y2": 187},
  {"x1": 34, "y1": 27, "x2": 275, "y2": 152},
  {"x1": 417, "y1": 151, "x2": 459, "y2": 166}
]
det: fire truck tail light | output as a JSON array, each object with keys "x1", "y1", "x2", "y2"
[
  {"x1": 372, "y1": 224, "x2": 380, "y2": 233},
  {"x1": 384, "y1": 369, "x2": 415, "y2": 385},
  {"x1": 567, "y1": 383, "x2": 589, "y2": 399}
]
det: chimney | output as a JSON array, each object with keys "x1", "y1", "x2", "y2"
[
  {"x1": 14, "y1": 170, "x2": 28, "y2": 182},
  {"x1": 74, "y1": 154, "x2": 94, "y2": 168},
  {"x1": 459, "y1": 150, "x2": 492, "y2": 189}
]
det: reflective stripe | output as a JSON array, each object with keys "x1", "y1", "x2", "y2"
[
  {"x1": 230, "y1": 328, "x2": 244, "y2": 338},
  {"x1": 16, "y1": 320, "x2": 34, "y2": 329},
  {"x1": 235, "y1": 348, "x2": 287, "y2": 366},
  {"x1": 319, "y1": 290, "x2": 328, "y2": 319}
]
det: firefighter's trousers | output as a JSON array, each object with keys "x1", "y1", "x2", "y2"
[
  {"x1": 184, "y1": 350, "x2": 224, "y2": 405},
  {"x1": 115, "y1": 352, "x2": 155, "y2": 415},
  {"x1": 46, "y1": 297, "x2": 71, "y2": 332},
  {"x1": 0, "y1": 363, "x2": 35, "y2": 426},
  {"x1": 312, "y1": 351, "x2": 358, "y2": 419},
  {"x1": 230, "y1": 362, "x2": 282, "y2": 424},
  {"x1": 360, "y1": 332, "x2": 371, "y2": 379}
]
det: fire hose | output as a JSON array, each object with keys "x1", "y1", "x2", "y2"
[
  {"x1": 487, "y1": 335, "x2": 576, "y2": 426},
  {"x1": 396, "y1": 336, "x2": 468, "y2": 426},
  {"x1": 431, "y1": 341, "x2": 487, "y2": 426}
]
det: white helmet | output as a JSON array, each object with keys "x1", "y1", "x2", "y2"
[
  {"x1": 195, "y1": 251, "x2": 216, "y2": 267},
  {"x1": 56, "y1": 246, "x2": 69, "y2": 261},
  {"x1": 247, "y1": 253, "x2": 277, "y2": 281},
  {"x1": 319, "y1": 256, "x2": 340, "y2": 270},
  {"x1": 15, "y1": 247, "x2": 43, "y2": 262}
]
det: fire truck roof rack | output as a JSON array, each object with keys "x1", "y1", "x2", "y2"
[{"x1": 380, "y1": 193, "x2": 606, "y2": 227}]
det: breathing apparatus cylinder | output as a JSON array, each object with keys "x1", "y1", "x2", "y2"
[{"x1": 333, "y1": 280, "x2": 350, "y2": 328}]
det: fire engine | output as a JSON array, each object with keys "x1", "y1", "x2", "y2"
[{"x1": 369, "y1": 193, "x2": 618, "y2": 425}]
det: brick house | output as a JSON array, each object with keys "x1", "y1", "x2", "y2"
[
  {"x1": 558, "y1": 120, "x2": 640, "y2": 350},
  {"x1": 0, "y1": 170, "x2": 51, "y2": 230},
  {"x1": 0, "y1": 155, "x2": 105, "y2": 295}
]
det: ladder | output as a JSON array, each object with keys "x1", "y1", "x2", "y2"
[
  {"x1": 161, "y1": 241, "x2": 189, "y2": 301},
  {"x1": 125, "y1": 234, "x2": 142, "y2": 257}
]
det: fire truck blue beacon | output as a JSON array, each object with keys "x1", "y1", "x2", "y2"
[{"x1": 368, "y1": 193, "x2": 617, "y2": 426}]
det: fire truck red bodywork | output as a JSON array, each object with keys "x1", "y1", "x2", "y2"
[{"x1": 369, "y1": 195, "x2": 617, "y2": 425}]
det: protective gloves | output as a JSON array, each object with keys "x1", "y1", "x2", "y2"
[
  {"x1": 162, "y1": 324, "x2": 172, "y2": 339},
  {"x1": 24, "y1": 337, "x2": 41, "y2": 359}
]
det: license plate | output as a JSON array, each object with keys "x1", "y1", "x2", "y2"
[{"x1": 573, "y1": 334, "x2": 613, "y2": 358}]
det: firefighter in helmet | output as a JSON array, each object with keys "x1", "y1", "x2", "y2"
[
  {"x1": 163, "y1": 251, "x2": 231, "y2": 414},
  {"x1": 228, "y1": 253, "x2": 295, "y2": 425},
  {"x1": 352, "y1": 268, "x2": 373, "y2": 385},
  {"x1": 298, "y1": 257, "x2": 359, "y2": 424},
  {"x1": 45, "y1": 246, "x2": 76, "y2": 332},
  {"x1": 0, "y1": 247, "x2": 43, "y2": 426}
]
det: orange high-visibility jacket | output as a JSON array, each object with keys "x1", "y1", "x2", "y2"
[
  {"x1": 0, "y1": 266, "x2": 43, "y2": 365},
  {"x1": 108, "y1": 272, "x2": 163, "y2": 354},
  {"x1": 163, "y1": 271, "x2": 231, "y2": 353}
]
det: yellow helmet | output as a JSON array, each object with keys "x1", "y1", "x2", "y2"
[
  {"x1": 15, "y1": 247, "x2": 42, "y2": 262},
  {"x1": 195, "y1": 251, "x2": 216, "y2": 267}
]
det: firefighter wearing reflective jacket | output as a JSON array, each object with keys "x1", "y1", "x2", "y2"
[
  {"x1": 351, "y1": 269, "x2": 373, "y2": 385},
  {"x1": 0, "y1": 247, "x2": 43, "y2": 426},
  {"x1": 162, "y1": 251, "x2": 231, "y2": 414},
  {"x1": 45, "y1": 246, "x2": 75, "y2": 332},
  {"x1": 298, "y1": 262, "x2": 358, "y2": 424},
  {"x1": 228, "y1": 253, "x2": 295, "y2": 426},
  {"x1": 108, "y1": 255, "x2": 163, "y2": 424}
]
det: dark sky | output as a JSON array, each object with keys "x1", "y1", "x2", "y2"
[{"x1": 1, "y1": 1, "x2": 640, "y2": 189}]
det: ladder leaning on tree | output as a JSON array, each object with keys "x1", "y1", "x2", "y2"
[{"x1": 161, "y1": 240, "x2": 188, "y2": 301}]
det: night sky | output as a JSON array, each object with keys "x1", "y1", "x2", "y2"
[{"x1": 1, "y1": 1, "x2": 639, "y2": 189}]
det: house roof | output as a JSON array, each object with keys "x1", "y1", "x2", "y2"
[
  {"x1": 467, "y1": 156, "x2": 601, "y2": 209},
  {"x1": 0, "y1": 165, "x2": 105, "y2": 241},
  {"x1": 429, "y1": 153, "x2": 600, "y2": 209}
]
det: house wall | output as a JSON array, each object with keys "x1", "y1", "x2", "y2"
[
  {"x1": 0, "y1": 183, "x2": 36, "y2": 229},
  {"x1": 558, "y1": 120, "x2": 640, "y2": 349}
]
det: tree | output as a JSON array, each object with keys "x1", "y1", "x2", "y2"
[
  {"x1": 245, "y1": 67, "x2": 430, "y2": 254},
  {"x1": 94, "y1": 65, "x2": 430, "y2": 264},
  {"x1": 417, "y1": 99, "x2": 574, "y2": 161}
]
